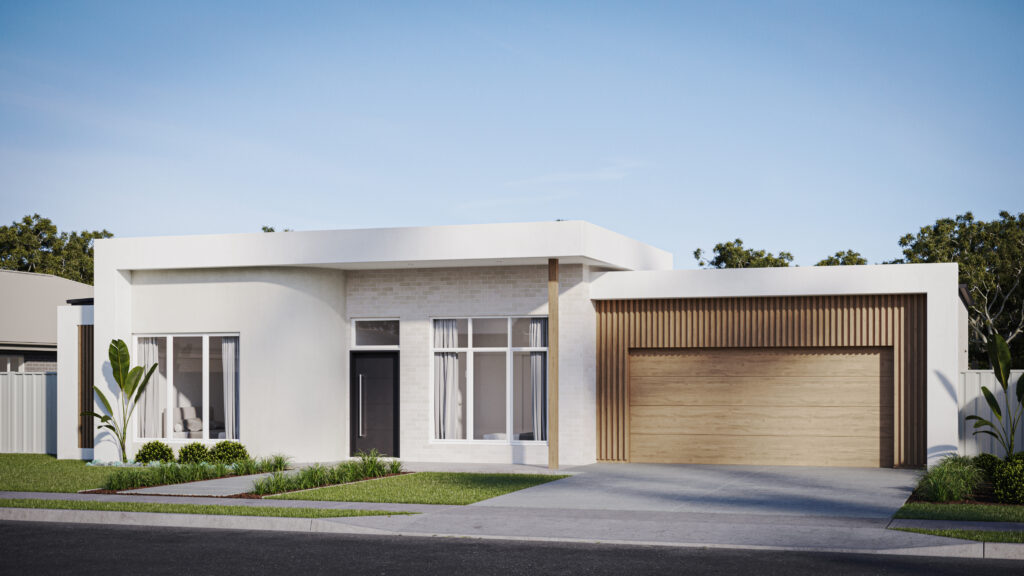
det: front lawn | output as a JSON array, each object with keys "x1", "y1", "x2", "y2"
[
  {"x1": 892, "y1": 527, "x2": 1024, "y2": 544},
  {"x1": 895, "y1": 502, "x2": 1024, "y2": 523},
  {"x1": 268, "y1": 472, "x2": 568, "y2": 505},
  {"x1": 0, "y1": 455, "x2": 112, "y2": 493},
  {"x1": 0, "y1": 498, "x2": 410, "y2": 519}
]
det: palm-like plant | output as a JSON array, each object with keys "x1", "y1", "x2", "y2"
[
  {"x1": 966, "y1": 334, "x2": 1024, "y2": 457},
  {"x1": 82, "y1": 339, "x2": 158, "y2": 462}
]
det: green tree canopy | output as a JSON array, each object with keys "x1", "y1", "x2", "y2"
[
  {"x1": 816, "y1": 250, "x2": 868, "y2": 266},
  {"x1": 895, "y1": 211, "x2": 1024, "y2": 365},
  {"x1": 694, "y1": 239, "x2": 793, "y2": 268},
  {"x1": 0, "y1": 214, "x2": 112, "y2": 285}
]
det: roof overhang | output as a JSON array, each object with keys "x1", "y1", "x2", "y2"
[{"x1": 96, "y1": 221, "x2": 673, "y2": 273}]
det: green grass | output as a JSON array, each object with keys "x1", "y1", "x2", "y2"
[
  {"x1": 251, "y1": 452, "x2": 401, "y2": 496},
  {"x1": 0, "y1": 454, "x2": 112, "y2": 493},
  {"x1": 269, "y1": 472, "x2": 569, "y2": 505},
  {"x1": 892, "y1": 527, "x2": 1024, "y2": 543},
  {"x1": 896, "y1": 502, "x2": 1024, "y2": 523},
  {"x1": 0, "y1": 498, "x2": 411, "y2": 519}
]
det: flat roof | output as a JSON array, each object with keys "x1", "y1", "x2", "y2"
[{"x1": 96, "y1": 220, "x2": 673, "y2": 272}]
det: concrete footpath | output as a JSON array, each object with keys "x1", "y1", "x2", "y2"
[{"x1": 2, "y1": 489, "x2": 1023, "y2": 560}]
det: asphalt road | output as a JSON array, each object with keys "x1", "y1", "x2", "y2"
[{"x1": 0, "y1": 520, "x2": 1019, "y2": 575}]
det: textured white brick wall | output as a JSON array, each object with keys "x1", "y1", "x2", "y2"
[{"x1": 347, "y1": 264, "x2": 596, "y2": 466}]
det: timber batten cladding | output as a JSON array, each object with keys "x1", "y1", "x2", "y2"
[
  {"x1": 78, "y1": 324, "x2": 94, "y2": 449},
  {"x1": 595, "y1": 295, "x2": 927, "y2": 467}
]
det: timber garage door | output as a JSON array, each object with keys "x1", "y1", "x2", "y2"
[{"x1": 629, "y1": 347, "x2": 893, "y2": 467}]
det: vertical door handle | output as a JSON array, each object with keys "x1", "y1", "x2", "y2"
[{"x1": 358, "y1": 374, "x2": 365, "y2": 438}]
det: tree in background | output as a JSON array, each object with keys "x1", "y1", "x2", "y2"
[
  {"x1": 693, "y1": 239, "x2": 794, "y2": 268},
  {"x1": 816, "y1": 250, "x2": 867, "y2": 266},
  {"x1": 261, "y1": 226, "x2": 292, "y2": 232},
  {"x1": 895, "y1": 211, "x2": 1024, "y2": 366},
  {"x1": 0, "y1": 214, "x2": 112, "y2": 285}
]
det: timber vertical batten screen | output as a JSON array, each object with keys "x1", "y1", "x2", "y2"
[
  {"x1": 595, "y1": 295, "x2": 927, "y2": 467},
  {"x1": 78, "y1": 324, "x2": 94, "y2": 449}
]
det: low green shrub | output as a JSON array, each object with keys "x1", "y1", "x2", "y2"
[
  {"x1": 250, "y1": 451, "x2": 402, "y2": 496},
  {"x1": 104, "y1": 455, "x2": 290, "y2": 491},
  {"x1": 209, "y1": 441, "x2": 249, "y2": 464},
  {"x1": 916, "y1": 455, "x2": 982, "y2": 502},
  {"x1": 973, "y1": 453, "x2": 1003, "y2": 481},
  {"x1": 134, "y1": 441, "x2": 174, "y2": 464},
  {"x1": 177, "y1": 442, "x2": 209, "y2": 464},
  {"x1": 993, "y1": 459, "x2": 1024, "y2": 505},
  {"x1": 1007, "y1": 452, "x2": 1024, "y2": 465}
]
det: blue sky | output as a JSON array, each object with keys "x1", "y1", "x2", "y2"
[{"x1": 2, "y1": 1, "x2": 1022, "y2": 268}]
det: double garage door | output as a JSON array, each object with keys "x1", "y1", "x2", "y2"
[{"x1": 629, "y1": 347, "x2": 893, "y2": 468}]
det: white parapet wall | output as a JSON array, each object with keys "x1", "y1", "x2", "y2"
[{"x1": 0, "y1": 372, "x2": 56, "y2": 455}]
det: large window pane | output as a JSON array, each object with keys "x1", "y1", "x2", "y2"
[
  {"x1": 512, "y1": 318, "x2": 547, "y2": 348},
  {"x1": 209, "y1": 337, "x2": 239, "y2": 439},
  {"x1": 433, "y1": 319, "x2": 468, "y2": 348},
  {"x1": 355, "y1": 320, "x2": 399, "y2": 346},
  {"x1": 136, "y1": 337, "x2": 167, "y2": 438},
  {"x1": 472, "y1": 318, "x2": 508, "y2": 348},
  {"x1": 473, "y1": 352, "x2": 507, "y2": 440},
  {"x1": 434, "y1": 352, "x2": 467, "y2": 439},
  {"x1": 172, "y1": 337, "x2": 203, "y2": 439},
  {"x1": 513, "y1": 351, "x2": 546, "y2": 441}
]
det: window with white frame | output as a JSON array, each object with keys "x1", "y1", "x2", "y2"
[
  {"x1": 135, "y1": 334, "x2": 239, "y2": 441},
  {"x1": 352, "y1": 320, "x2": 399, "y2": 347},
  {"x1": 433, "y1": 317, "x2": 547, "y2": 442}
]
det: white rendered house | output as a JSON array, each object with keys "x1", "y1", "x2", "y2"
[{"x1": 62, "y1": 221, "x2": 965, "y2": 468}]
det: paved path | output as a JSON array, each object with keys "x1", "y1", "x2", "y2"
[
  {"x1": 121, "y1": 472, "x2": 274, "y2": 497},
  {"x1": 116, "y1": 461, "x2": 573, "y2": 497}
]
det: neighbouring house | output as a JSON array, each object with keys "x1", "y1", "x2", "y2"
[
  {"x1": 0, "y1": 270, "x2": 93, "y2": 371},
  {"x1": 60, "y1": 221, "x2": 966, "y2": 467},
  {"x1": 0, "y1": 270, "x2": 93, "y2": 455}
]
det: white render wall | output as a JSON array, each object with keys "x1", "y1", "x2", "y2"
[
  {"x1": 93, "y1": 262, "x2": 597, "y2": 466},
  {"x1": 591, "y1": 263, "x2": 962, "y2": 467},
  {"x1": 346, "y1": 263, "x2": 596, "y2": 466},
  {"x1": 56, "y1": 304, "x2": 94, "y2": 460},
  {"x1": 94, "y1": 267, "x2": 348, "y2": 463}
]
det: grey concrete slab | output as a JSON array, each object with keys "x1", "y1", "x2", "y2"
[
  {"x1": 475, "y1": 463, "x2": 921, "y2": 518},
  {"x1": 120, "y1": 472, "x2": 273, "y2": 496}
]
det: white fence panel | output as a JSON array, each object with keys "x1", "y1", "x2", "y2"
[
  {"x1": 960, "y1": 370, "x2": 1024, "y2": 457},
  {"x1": 0, "y1": 372, "x2": 57, "y2": 454}
]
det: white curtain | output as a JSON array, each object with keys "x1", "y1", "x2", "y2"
[
  {"x1": 137, "y1": 338, "x2": 164, "y2": 438},
  {"x1": 434, "y1": 320, "x2": 464, "y2": 439},
  {"x1": 221, "y1": 337, "x2": 238, "y2": 439},
  {"x1": 530, "y1": 319, "x2": 548, "y2": 441}
]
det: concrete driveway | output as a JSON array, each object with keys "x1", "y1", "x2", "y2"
[{"x1": 475, "y1": 463, "x2": 921, "y2": 519}]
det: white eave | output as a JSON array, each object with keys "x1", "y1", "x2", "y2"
[
  {"x1": 590, "y1": 263, "x2": 959, "y2": 300},
  {"x1": 96, "y1": 220, "x2": 673, "y2": 272}
]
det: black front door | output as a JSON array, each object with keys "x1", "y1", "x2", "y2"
[{"x1": 350, "y1": 352, "x2": 399, "y2": 457}]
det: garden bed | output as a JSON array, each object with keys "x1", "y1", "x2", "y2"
[{"x1": 101, "y1": 456, "x2": 290, "y2": 491}]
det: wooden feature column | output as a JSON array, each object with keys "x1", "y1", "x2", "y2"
[{"x1": 547, "y1": 258, "x2": 560, "y2": 470}]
